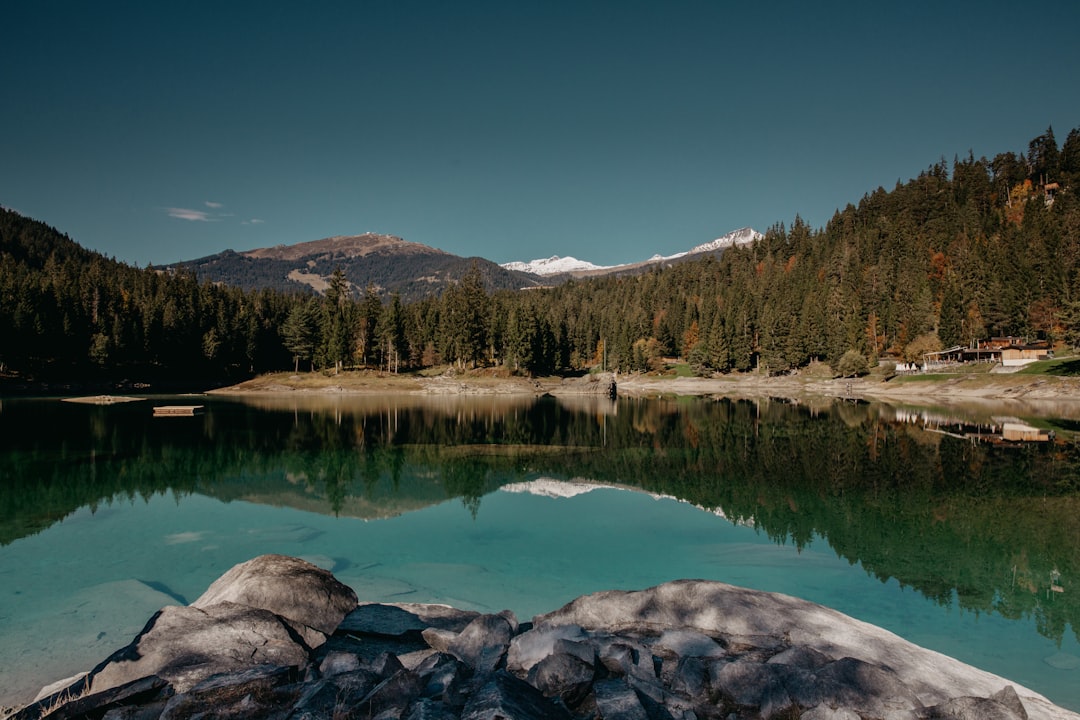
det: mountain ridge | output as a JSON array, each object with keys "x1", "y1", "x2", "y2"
[
  {"x1": 501, "y1": 226, "x2": 762, "y2": 277},
  {"x1": 169, "y1": 226, "x2": 761, "y2": 300}
]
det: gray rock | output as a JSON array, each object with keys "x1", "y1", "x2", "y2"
[
  {"x1": 191, "y1": 554, "x2": 357, "y2": 636},
  {"x1": 799, "y1": 707, "x2": 862, "y2": 720},
  {"x1": 651, "y1": 629, "x2": 725, "y2": 660},
  {"x1": 506, "y1": 623, "x2": 588, "y2": 675},
  {"x1": 592, "y1": 678, "x2": 650, "y2": 720},
  {"x1": 363, "y1": 651, "x2": 406, "y2": 679},
  {"x1": 11, "y1": 675, "x2": 170, "y2": 720},
  {"x1": 319, "y1": 650, "x2": 361, "y2": 677},
  {"x1": 290, "y1": 670, "x2": 381, "y2": 720},
  {"x1": 534, "y1": 579, "x2": 1063, "y2": 715},
  {"x1": 460, "y1": 671, "x2": 572, "y2": 720},
  {"x1": 404, "y1": 698, "x2": 460, "y2": 720},
  {"x1": 609, "y1": 642, "x2": 659, "y2": 683},
  {"x1": 929, "y1": 695, "x2": 1027, "y2": 720},
  {"x1": 158, "y1": 664, "x2": 301, "y2": 720},
  {"x1": 525, "y1": 652, "x2": 596, "y2": 707},
  {"x1": 86, "y1": 603, "x2": 312, "y2": 695},
  {"x1": 414, "y1": 652, "x2": 472, "y2": 706},
  {"x1": 710, "y1": 661, "x2": 793, "y2": 718},
  {"x1": 355, "y1": 668, "x2": 425, "y2": 719},
  {"x1": 792, "y1": 657, "x2": 923, "y2": 719},
  {"x1": 660, "y1": 656, "x2": 708, "y2": 701},
  {"x1": 340, "y1": 602, "x2": 480, "y2": 636},
  {"x1": 447, "y1": 614, "x2": 514, "y2": 675},
  {"x1": 422, "y1": 627, "x2": 460, "y2": 654},
  {"x1": 993, "y1": 685, "x2": 1030, "y2": 720},
  {"x1": 767, "y1": 644, "x2": 833, "y2": 670}
]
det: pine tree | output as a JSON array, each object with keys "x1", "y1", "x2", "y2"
[{"x1": 281, "y1": 299, "x2": 320, "y2": 372}]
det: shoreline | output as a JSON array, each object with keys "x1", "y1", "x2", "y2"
[{"x1": 208, "y1": 369, "x2": 1080, "y2": 410}]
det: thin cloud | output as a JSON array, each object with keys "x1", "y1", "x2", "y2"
[
  {"x1": 205, "y1": 201, "x2": 224, "y2": 209},
  {"x1": 243, "y1": 218, "x2": 265, "y2": 225},
  {"x1": 165, "y1": 207, "x2": 216, "y2": 222}
]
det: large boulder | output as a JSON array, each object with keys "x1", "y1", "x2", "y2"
[
  {"x1": 77, "y1": 555, "x2": 356, "y2": 698},
  {"x1": 534, "y1": 579, "x2": 1067, "y2": 720},
  {"x1": 191, "y1": 554, "x2": 357, "y2": 635},
  {"x1": 85, "y1": 602, "x2": 311, "y2": 694}
]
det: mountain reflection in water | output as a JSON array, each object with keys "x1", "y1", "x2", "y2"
[
  {"x1": 2, "y1": 392, "x2": 1078, "y2": 649},
  {"x1": 2, "y1": 388, "x2": 1080, "y2": 708}
]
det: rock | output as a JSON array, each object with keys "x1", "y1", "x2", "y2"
[
  {"x1": 340, "y1": 602, "x2": 480, "y2": 638},
  {"x1": 355, "y1": 668, "x2": 424, "y2": 719},
  {"x1": 767, "y1": 644, "x2": 833, "y2": 670},
  {"x1": 319, "y1": 650, "x2": 362, "y2": 677},
  {"x1": 11, "y1": 676, "x2": 171, "y2": 720},
  {"x1": 290, "y1": 670, "x2": 381, "y2": 719},
  {"x1": 86, "y1": 602, "x2": 312, "y2": 695},
  {"x1": 711, "y1": 660, "x2": 794, "y2": 718},
  {"x1": 447, "y1": 614, "x2": 514, "y2": 675},
  {"x1": 13, "y1": 561, "x2": 1080, "y2": 720},
  {"x1": 404, "y1": 698, "x2": 460, "y2": 720},
  {"x1": 364, "y1": 651, "x2": 406, "y2": 679},
  {"x1": 158, "y1": 664, "x2": 301, "y2": 720},
  {"x1": 652, "y1": 629, "x2": 725, "y2": 660},
  {"x1": 460, "y1": 671, "x2": 572, "y2": 720},
  {"x1": 993, "y1": 686, "x2": 1030, "y2": 720},
  {"x1": 660, "y1": 655, "x2": 708, "y2": 701},
  {"x1": 533, "y1": 579, "x2": 1055, "y2": 713},
  {"x1": 423, "y1": 627, "x2": 460, "y2": 654},
  {"x1": 526, "y1": 652, "x2": 596, "y2": 707},
  {"x1": 414, "y1": 652, "x2": 472, "y2": 707},
  {"x1": 191, "y1": 554, "x2": 357, "y2": 636},
  {"x1": 800, "y1": 707, "x2": 862, "y2": 720},
  {"x1": 507, "y1": 624, "x2": 588, "y2": 674},
  {"x1": 760, "y1": 655, "x2": 924, "y2": 719},
  {"x1": 592, "y1": 678, "x2": 650, "y2": 720},
  {"x1": 928, "y1": 695, "x2": 1028, "y2": 720}
]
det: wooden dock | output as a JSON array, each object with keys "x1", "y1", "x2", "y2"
[{"x1": 153, "y1": 405, "x2": 204, "y2": 417}]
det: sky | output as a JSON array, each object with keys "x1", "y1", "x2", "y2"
[{"x1": 2, "y1": 1, "x2": 1078, "y2": 268}]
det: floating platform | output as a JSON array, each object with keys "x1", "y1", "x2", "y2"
[{"x1": 153, "y1": 405, "x2": 205, "y2": 416}]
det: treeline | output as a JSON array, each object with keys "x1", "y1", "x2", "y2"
[
  {"x1": 0, "y1": 209, "x2": 296, "y2": 384},
  {"x1": 2, "y1": 125, "x2": 1079, "y2": 383}
]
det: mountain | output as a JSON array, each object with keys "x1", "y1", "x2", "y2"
[
  {"x1": 170, "y1": 233, "x2": 543, "y2": 302},
  {"x1": 501, "y1": 227, "x2": 762, "y2": 278},
  {"x1": 501, "y1": 255, "x2": 612, "y2": 275}
]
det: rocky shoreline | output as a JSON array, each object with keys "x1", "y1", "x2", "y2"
[{"x1": 9, "y1": 555, "x2": 1077, "y2": 720}]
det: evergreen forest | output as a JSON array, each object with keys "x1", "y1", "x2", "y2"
[{"x1": 2, "y1": 125, "x2": 1079, "y2": 386}]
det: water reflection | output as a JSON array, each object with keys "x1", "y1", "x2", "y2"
[{"x1": 1, "y1": 393, "x2": 1079, "y2": 646}]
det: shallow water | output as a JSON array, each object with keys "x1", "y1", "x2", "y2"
[{"x1": 1, "y1": 394, "x2": 1078, "y2": 710}]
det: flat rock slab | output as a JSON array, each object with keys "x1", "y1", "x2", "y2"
[{"x1": 534, "y1": 578, "x2": 1068, "y2": 717}]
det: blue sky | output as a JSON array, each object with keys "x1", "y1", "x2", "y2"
[{"x1": 2, "y1": 1, "x2": 1077, "y2": 267}]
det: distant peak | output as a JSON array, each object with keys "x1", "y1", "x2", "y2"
[
  {"x1": 501, "y1": 255, "x2": 612, "y2": 276},
  {"x1": 241, "y1": 233, "x2": 446, "y2": 261}
]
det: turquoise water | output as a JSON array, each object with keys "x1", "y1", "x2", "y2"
[{"x1": 1, "y1": 394, "x2": 1078, "y2": 710}]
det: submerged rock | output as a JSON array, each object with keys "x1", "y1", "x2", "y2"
[{"x1": 16, "y1": 559, "x2": 1080, "y2": 720}]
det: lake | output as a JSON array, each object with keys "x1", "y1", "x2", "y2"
[{"x1": 1, "y1": 392, "x2": 1079, "y2": 711}]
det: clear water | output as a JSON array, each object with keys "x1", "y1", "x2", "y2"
[{"x1": 1, "y1": 393, "x2": 1078, "y2": 710}]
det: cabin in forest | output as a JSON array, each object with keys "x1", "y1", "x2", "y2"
[{"x1": 1000, "y1": 342, "x2": 1052, "y2": 367}]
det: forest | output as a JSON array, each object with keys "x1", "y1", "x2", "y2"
[{"x1": 1, "y1": 125, "x2": 1079, "y2": 386}]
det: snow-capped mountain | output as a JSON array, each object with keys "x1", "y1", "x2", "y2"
[
  {"x1": 501, "y1": 256, "x2": 612, "y2": 275},
  {"x1": 502, "y1": 227, "x2": 761, "y2": 277}
]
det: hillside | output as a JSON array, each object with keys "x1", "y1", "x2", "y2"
[
  {"x1": 171, "y1": 233, "x2": 544, "y2": 302},
  {"x1": 3, "y1": 125, "x2": 1078, "y2": 384}
]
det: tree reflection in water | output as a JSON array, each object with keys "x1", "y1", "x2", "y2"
[{"x1": 1, "y1": 393, "x2": 1078, "y2": 643}]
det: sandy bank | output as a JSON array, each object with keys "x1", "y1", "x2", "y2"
[{"x1": 210, "y1": 369, "x2": 1080, "y2": 408}]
